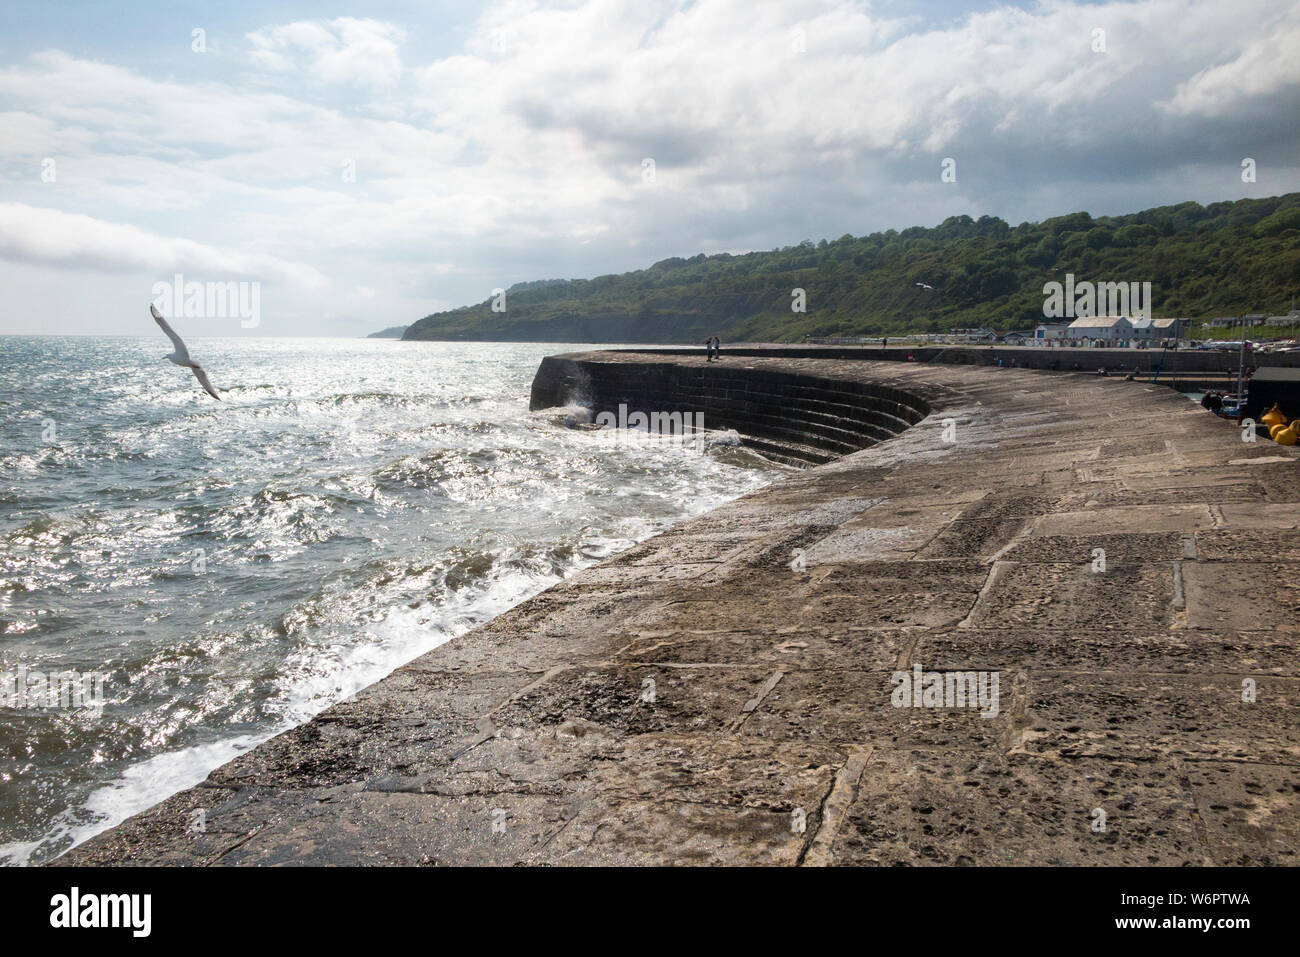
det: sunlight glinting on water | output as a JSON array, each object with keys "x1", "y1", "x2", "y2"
[{"x1": 0, "y1": 337, "x2": 780, "y2": 865}]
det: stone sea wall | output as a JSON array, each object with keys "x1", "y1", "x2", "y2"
[
  {"x1": 57, "y1": 351, "x2": 1300, "y2": 866},
  {"x1": 530, "y1": 354, "x2": 933, "y2": 466}
]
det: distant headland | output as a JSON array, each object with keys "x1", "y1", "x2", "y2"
[
  {"x1": 366, "y1": 325, "x2": 409, "y2": 339},
  {"x1": 392, "y1": 192, "x2": 1300, "y2": 345}
]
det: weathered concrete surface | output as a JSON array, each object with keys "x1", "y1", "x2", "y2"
[{"x1": 58, "y1": 352, "x2": 1300, "y2": 866}]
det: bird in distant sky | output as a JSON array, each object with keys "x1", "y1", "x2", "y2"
[
  {"x1": 150, "y1": 304, "x2": 221, "y2": 400},
  {"x1": 914, "y1": 282, "x2": 934, "y2": 290}
]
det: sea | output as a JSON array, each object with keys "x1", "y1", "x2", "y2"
[{"x1": 0, "y1": 336, "x2": 780, "y2": 865}]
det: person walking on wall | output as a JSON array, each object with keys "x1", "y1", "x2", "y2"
[
  {"x1": 704, "y1": 336, "x2": 714, "y2": 362},
  {"x1": 712, "y1": 336, "x2": 722, "y2": 360}
]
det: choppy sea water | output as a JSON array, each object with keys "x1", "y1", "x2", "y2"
[{"x1": 0, "y1": 336, "x2": 779, "y2": 865}]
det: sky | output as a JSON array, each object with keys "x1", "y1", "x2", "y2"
[{"x1": 0, "y1": 0, "x2": 1297, "y2": 337}]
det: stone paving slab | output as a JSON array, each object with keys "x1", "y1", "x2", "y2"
[
  {"x1": 54, "y1": 352, "x2": 1300, "y2": 866},
  {"x1": 617, "y1": 626, "x2": 912, "y2": 671},
  {"x1": 830, "y1": 751, "x2": 1205, "y2": 866},
  {"x1": 1181, "y1": 760, "x2": 1300, "y2": 865},
  {"x1": 913, "y1": 627, "x2": 1300, "y2": 675},
  {"x1": 1020, "y1": 673, "x2": 1300, "y2": 764}
]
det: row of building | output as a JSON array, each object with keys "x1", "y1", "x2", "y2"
[
  {"x1": 812, "y1": 311, "x2": 1300, "y2": 347},
  {"x1": 1204, "y1": 311, "x2": 1300, "y2": 329},
  {"x1": 1030, "y1": 316, "x2": 1194, "y2": 341},
  {"x1": 1022, "y1": 311, "x2": 1300, "y2": 342},
  {"x1": 946, "y1": 317, "x2": 1192, "y2": 343}
]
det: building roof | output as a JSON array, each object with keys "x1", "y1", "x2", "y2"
[{"x1": 1065, "y1": 316, "x2": 1133, "y2": 330}]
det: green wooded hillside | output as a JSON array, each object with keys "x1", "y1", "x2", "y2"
[{"x1": 403, "y1": 193, "x2": 1300, "y2": 343}]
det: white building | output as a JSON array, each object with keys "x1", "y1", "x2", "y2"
[
  {"x1": 1151, "y1": 317, "x2": 1191, "y2": 339},
  {"x1": 1129, "y1": 317, "x2": 1156, "y2": 339},
  {"x1": 1034, "y1": 323, "x2": 1070, "y2": 339},
  {"x1": 1065, "y1": 316, "x2": 1135, "y2": 340}
]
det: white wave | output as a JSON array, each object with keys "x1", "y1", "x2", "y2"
[
  {"x1": 0, "y1": 735, "x2": 259, "y2": 867},
  {"x1": 706, "y1": 428, "x2": 744, "y2": 447},
  {"x1": 0, "y1": 340, "x2": 782, "y2": 866},
  {"x1": 8, "y1": 557, "x2": 580, "y2": 866}
]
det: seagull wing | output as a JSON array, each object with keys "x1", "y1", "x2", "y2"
[
  {"x1": 191, "y1": 364, "x2": 221, "y2": 400},
  {"x1": 150, "y1": 304, "x2": 191, "y2": 361}
]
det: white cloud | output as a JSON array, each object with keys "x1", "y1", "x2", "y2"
[
  {"x1": 0, "y1": 0, "x2": 1298, "y2": 335},
  {"x1": 247, "y1": 17, "x2": 407, "y2": 88},
  {"x1": 0, "y1": 110, "x2": 96, "y2": 157},
  {"x1": 1161, "y1": 2, "x2": 1300, "y2": 116},
  {"x1": 0, "y1": 202, "x2": 325, "y2": 288}
]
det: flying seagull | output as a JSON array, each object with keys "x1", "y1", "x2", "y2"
[
  {"x1": 150, "y1": 304, "x2": 221, "y2": 400},
  {"x1": 914, "y1": 282, "x2": 934, "y2": 290}
]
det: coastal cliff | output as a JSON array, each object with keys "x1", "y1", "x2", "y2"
[{"x1": 400, "y1": 193, "x2": 1300, "y2": 344}]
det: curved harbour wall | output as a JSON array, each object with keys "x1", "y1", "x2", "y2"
[
  {"x1": 530, "y1": 353, "x2": 933, "y2": 466},
  {"x1": 56, "y1": 350, "x2": 1300, "y2": 867}
]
